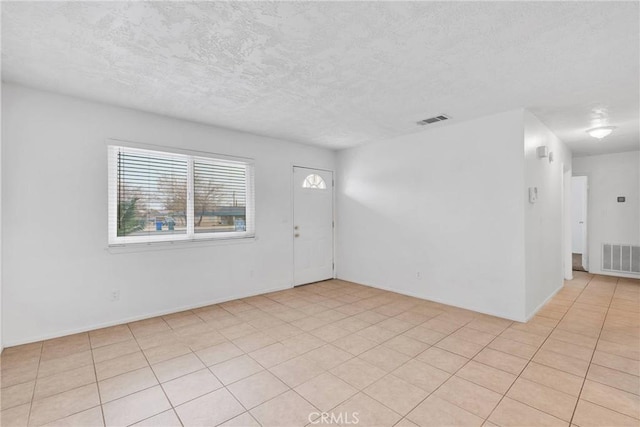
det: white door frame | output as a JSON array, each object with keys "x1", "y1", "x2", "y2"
[
  {"x1": 291, "y1": 165, "x2": 335, "y2": 287},
  {"x1": 581, "y1": 177, "x2": 589, "y2": 271},
  {"x1": 571, "y1": 175, "x2": 589, "y2": 271}
]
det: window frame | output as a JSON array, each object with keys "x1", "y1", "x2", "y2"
[
  {"x1": 107, "y1": 140, "x2": 255, "y2": 247},
  {"x1": 302, "y1": 173, "x2": 328, "y2": 190}
]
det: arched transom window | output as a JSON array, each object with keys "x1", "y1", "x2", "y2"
[{"x1": 302, "y1": 174, "x2": 327, "y2": 189}]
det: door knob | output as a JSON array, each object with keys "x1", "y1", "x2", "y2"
[
  {"x1": 294, "y1": 226, "x2": 299, "y2": 230},
  {"x1": 294, "y1": 233, "x2": 300, "y2": 238}
]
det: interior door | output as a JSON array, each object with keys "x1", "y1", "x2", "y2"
[
  {"x1": 571, "y1": 176, "x2": 588, "y2": 269},
  {"x1": 293, "y1": 167, "x2": 334, "y2": 286}
]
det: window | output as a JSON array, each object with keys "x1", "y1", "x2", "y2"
[
  {"x1": 108, "y1": 144, "x2": 254, "y2": 245},
  {"x1": 302, "y1": 173, "x2": 327, "y2": 189}
]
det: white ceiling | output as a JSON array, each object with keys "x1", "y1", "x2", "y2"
[{"x1": 2, "y1": 1, "x2": 638, "y2": 155}]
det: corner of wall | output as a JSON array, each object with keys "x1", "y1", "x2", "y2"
[
  {"x1": 1, "y1": 80, "x2": 3, "y2": 353},
  {"x1": 522, "y1": 110, "x2": 571, "y2": 318},
  {"x1": 524, "y1": 281, "x2": 563, "y2": 321}
]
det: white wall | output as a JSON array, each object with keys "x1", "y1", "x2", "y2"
[
  {"x1": 523, "y1": 112, "x2": 572, "y2": 318},
  {"x1": 573, "y1": 151, "x2": 640, "y2": 277},
  {"x1": 2, "y1": 83, "x2": 335, "y2": 346},
  {"x1": 0, "y1": 80, "x2": 3, "y2": 351},
  {"x1": 336, "y1": 110, "x2": 528, "y2": 321},
  {"x1": 563, "y1": 169, "x2": 573, "y2": 280}
]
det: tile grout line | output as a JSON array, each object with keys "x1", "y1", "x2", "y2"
[
  {"x1": 127, "y1": 323, "x2": 186, "y2": 427},
  {"x1": 116, "y1": 283, "x2": 358, "y2": 423},
  {"x1": 414, "y1": 322, "x2": 520, "y2": 424},
  {"x1": 218, "y1": 333, "x2": 330, "y2": 426},
  {"x1": 348, "y1": 317, "x2": 476, "y2": 422},
  {"x1": 287, "y1": 277, "x2": 634, "y2": 426},
  {"x1": 568, "y1": 277, "x2": 619, "y2": 426},
  {"x1": 305, "y1": 309, "x2": 486, "y2": 426},
  {"x1": 5, "y1": 277, "x2": 636, "y2": 427},
  {"x1": 34, "y1": 347, "x2": 105, "y2": 421},
  {"x1": 218, "y1": 281, "x2": 391, "y2": 425},
  {"x1": 128, "y1": 291, "x2": 491, "y2": 425},
  {"x1": 386, "y1": 314, "x2": 489, "y2": 425},
  {"x1": 25, "y1": 341, "x2": 44, "y2": 427},
  {"x1": 494, "y1": 276, "x2": 638, "y2": 424},
  {"x1": 482, "y1": 276, "x2": 596, "y2": 426},
  {"x1": 154, "y1": 281, "x2": 367, "y2": 425},
  {"x1": 215, "y1": 350, "x2": 295, "y2": 426},
  {"x1": 0, "y1": 285, "x2": 550, "y2": 400},
  {"x1": 251, "y1": 291, "x2": 481, "y2": 424},
  {"x1": 8, "y1": 343, "x2": 104, "y2": 423},
  {"x1": 382, "y1": 314, "x2": 513, "y2": 401},
  {"x1": 410, "y1": 313, "x2": 549, "y2": 423},
  {"x1": 89, "y1": 338, "x2": 108, "y2": 427},
  {"x1": 97, "y1": 288, "x2": 317, "y2": 421}
]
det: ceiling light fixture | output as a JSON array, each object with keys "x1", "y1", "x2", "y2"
[{"x1": 586, "y1": 126, "x2": 616, "y2": 139}]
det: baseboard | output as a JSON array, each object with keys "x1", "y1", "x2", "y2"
[
  {"x1": 524, "y1": 283, "x2": 563, "y2": 322},
  {"x1": 587, "y1": 270, "x2": 640, "y2": 280},
  {"x1": 337, "y1": 277, "x2": 527, "y2": 323},
  {"x1": 3, "y1": 284, "x2": 293, "y2": 348}
]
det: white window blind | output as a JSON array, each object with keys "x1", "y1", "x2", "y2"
[{"x1": 108, "y1": 144, "x2": 254, "y2": 245}]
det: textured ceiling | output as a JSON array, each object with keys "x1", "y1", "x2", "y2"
[{"x1": 2, "y1": 1, "x2": 639, "y2": 154}]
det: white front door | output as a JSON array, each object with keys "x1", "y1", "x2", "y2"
[{"x1": 293, "y1": 167, "x2": 334, "y2": 286}]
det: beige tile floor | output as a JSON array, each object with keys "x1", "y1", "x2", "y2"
[{"x1": 1, "y1": 272, "x2": 639, "y2": 427}]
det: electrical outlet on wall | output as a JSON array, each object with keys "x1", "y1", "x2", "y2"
[
  {"x1": 416, "y1": 271, "x2": 421, "y2": 279},
  {"x1": 110, "y1": 289, "x2": 120, "y2": 301}
]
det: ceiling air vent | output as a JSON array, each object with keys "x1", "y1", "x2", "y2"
[{"x1": 417, "y1": 115, "x2": 450, "y2": 126}]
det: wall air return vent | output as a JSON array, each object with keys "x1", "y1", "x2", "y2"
[
  {"x1": 417, "y1": 115, "x2": 450, "y2": 126},
  {"x1": 602, "y1": 244, "x2": 640, "y2": 274}
]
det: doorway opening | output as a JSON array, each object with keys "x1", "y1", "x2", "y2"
[{"x1": 571, "y1": 176, "x2": 588, "y2": 272}]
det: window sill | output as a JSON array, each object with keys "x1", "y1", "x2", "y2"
[{"x1": 107, "y1": 235, "x2": 257, "y2": 254}]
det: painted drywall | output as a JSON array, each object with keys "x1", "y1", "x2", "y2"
[
  {"x1": 523, "y1": 112, "x2": 572, "y2": 318},
  {"x1": 0, "y1": 80, "x2": 3, "y2": 351},
  {"x1": 563, "y1": 169, "x2": 573, "y2": 281},
  {"x1": 336, "y1": 110, "x2": 528, "y2": 321},
  {"x1": 573, "y1": 151, "x2": 640, "y2": 277},
  {"x1": 571, "y1": 177, "x2": 588, "y2": 254},
  {"x1": 1, "y1": 83, "x2": 335, "y2": 346}
]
